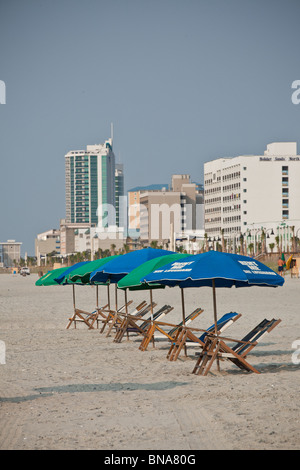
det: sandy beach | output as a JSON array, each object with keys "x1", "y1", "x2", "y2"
[{"x1": 0, "y1": 272, "x2": 299, "y2": 450}]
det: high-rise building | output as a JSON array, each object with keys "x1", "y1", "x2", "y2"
[
  {"x1": 115, "y1": 163, "x2": 124, "y2": 228},
  {"x1": 65, "y1": 138, "x2": 115, "y2": 228},
  {"x1": 204, "y1": 142, "x2": 300, "y2": 251}
]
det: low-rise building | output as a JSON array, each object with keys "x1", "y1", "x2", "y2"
[{"x1": 0, "y1": 240, "x2": 22, "y2": 267}]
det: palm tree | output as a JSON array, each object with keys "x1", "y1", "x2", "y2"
[
  {"x1": 239, "y1": 233, "x2": 244, "y2": 255},
  {"x1": 248, "y1": 243, "x2": 254, "y2": 256},
  {"x1": 221, "y1": 229, "x2": 225, "y2": 252},
  {"x1": 261, "y1": 230, "x2": 266, "y2": 254},
  {"x1": 275, "y1": 235, "x2": 281, "y2": 254},
  {"x1": 110, "y1": 244, "x2": 116, "y2": 256},
  {"x1": 204, "y1": 233, "x2": 209, "y2": 252},
  {"x1": 290, "y1": 226, "x2": 296, "y2": 253},
  {"x1": 269, "y1": 243, "x2": 275, "y2": 253}
]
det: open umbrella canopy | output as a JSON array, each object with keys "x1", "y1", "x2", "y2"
[
  {"x1": 142, "y1": 251, "x2": 285, "y2": 288},
  {"x1": 66, "y1": 256, "x2": 119, "y2": 284},
  {"x1": 90, "y1": 248, "x2": 176, "y2": 284},
  {"x1": 54, "y1": 261, "x2": 89, "y2": 285},
  {"x1": 35, "y1": 267, "x2": 69, "y2": 286},
  {"x1": 117, "y1": 253, "x2": 192, "y2": 291}
]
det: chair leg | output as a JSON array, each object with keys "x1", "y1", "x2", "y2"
[
  {"x1": 114, "y1": 319, "x2": 128, "y2": 343},
  {"x1": 168, "y1": 329, "x2": 188, "y2": 361},
  {"x1": 139, "y1": 324, "x2": 156, "y2": 351},
  {"x1": 166, "y1": 329, "x2": 181, "y2": 360},
  {"x1": 105, "y1": 314, "x2": 120, "y2": 337},
  {"x1": 66, "y1": 314, "x2": 75, "y2": 329},
  {"x1": 193, "y1": 337, "x2": 219, "y2": 376}
]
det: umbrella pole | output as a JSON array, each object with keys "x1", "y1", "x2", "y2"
[
  {"x1": 125, "y1": 289, "x2": 129, "y2": 341},
  {"x1": 150, "y1": 289, "x2": 155, "y2": 348},
  {"x1": 72, "y1": 284, "x2": 76, "y2": 313},
  {"x1": 96, "y1": 285, "x2": 99, "y2": 308},
  {"x1": 115, "y1": 284, "x2": 118, "y2": 312},
  {"x1": 180, "y1": 288, "x2": 187, "y2": 357},
  {"x1": 212, "y1": 279, "x2": 220, "y2": 372},
  {"x1": 212, "y1": 280, "x2": 218, "y2": 335},
  {"x1": 107, "y1": 284, "x2": 110, "y2": 311}
]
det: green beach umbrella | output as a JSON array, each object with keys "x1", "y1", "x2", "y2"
[
  {"x1": 67, "y1": 256, "x2": 119, "y2": 284},
  {"x1": 64, "y1": 256, "x2": 120, "y2": 311},
  {"x1": 35, "y1": 267, "x2": 68, "y2": 286},
  {"x1": 67, "y1": 255, "x2": 120, "y2": 311},
  {"x1": 118, "y1": 253, "x2": 191, "y2": 291},
  {"x1": 35, "y1": 265, "x2": 85, "y2": 317},
  {"x1": 118, "y1": 253, "x2": 192, "y2": 338}
]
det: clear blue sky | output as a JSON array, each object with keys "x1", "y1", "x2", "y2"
[{"x1": 0, "y1": 0, "x2": 299, "y2": 255}]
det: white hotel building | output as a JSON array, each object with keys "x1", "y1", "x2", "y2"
[{"x1": 204, "y1": 142, "x2": 300, "y2": 252}]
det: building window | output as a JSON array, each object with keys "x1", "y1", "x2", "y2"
[
  {"x1": 282, "y1": 199, "x2": 289, "y2": 208},
  {"x1": 282, "y1": 210, "x2": 289, "y2": 220}
]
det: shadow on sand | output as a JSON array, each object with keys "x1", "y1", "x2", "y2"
[{"x1": 0, "y1": 381, "x2": 188, "y2": 403}]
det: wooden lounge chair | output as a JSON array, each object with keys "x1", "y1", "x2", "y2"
[
  {"x1": 113, "y1": 302, "x2": 157, "y2": 342},
  {"x1": 167, "y1": 311, "x2": 242, "y2": 361},
  {"x1": 113, "y1": 304, "x2": 173, "y2": 343},
  {"x1": 138, "y1": 307, "x2": 204, "y2": 352},
  {"x1": 66, "y1": 303, "x2": 111, "y2": 329},
  {"x1": 101, "y1": 300, "x2": 148, "y2": 336},
  {"x1": 192, "y1": 318, "x2": 282, "y2": 376}
]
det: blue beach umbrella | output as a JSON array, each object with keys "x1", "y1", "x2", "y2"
[
  {"x1": 143, "y1": 250, "x2": 285, "y2": 334},
  {"x1": 90, "y1": 248, "x2": 176, "y2": 284},
  {"x1": 54, "y1": 261, "x2": 89, "y2": 284},
  {"x1": 90, "y1": 248, "x2": 176, "y2": 310}
]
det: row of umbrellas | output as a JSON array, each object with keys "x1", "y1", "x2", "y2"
[{"x1": 36, "y1": 248, "x2": 285, "y2": 340}]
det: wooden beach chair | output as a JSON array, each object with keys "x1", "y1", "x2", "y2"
[
  {"x1": 101, "y1": 300, "x2": 148, "y2": 336},
  {"x1": 138, "y1": 307, "x2": 204, "y2": 352},
  {"x1": 113, "y1": 304, "x2": 173, "y2": 343},
  {"x1": 167, "y1": 311, "x2": 242, "y2": 361},
  {"x1": 66, "y1": 304, "x2": 111, "y2": 329},
  {"x1": 113, "y1": 302, "x2": 157, "y2": 342},
  {"x1": 192, "y1": 318, "x2": 282, "y2": 376}
]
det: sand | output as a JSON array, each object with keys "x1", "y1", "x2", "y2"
[{"x1": 0, "y1": 273, "x2": 299, "y2": 450}]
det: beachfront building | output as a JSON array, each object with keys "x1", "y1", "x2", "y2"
[
  {"x1": 204, "y1": 142, "x2": 300, "y2": 254},
  {"x1": 0, "y1": 240, "x2": 22, "y2": 267},
  {"x1": 74, "y1": 226, "x2": 125, "y2": 257},
  {"x1": 65, "y1": 138, "x2": 116, "y2": 228},
  {"x1": 128, "y1": 183, "x2": 169, "y2": 233},
  {"x1": 35, "y1": 229, "x2": 61, "y2": 265},
  {"x1": 138, "y1": 175, "x2": 204, "y2": 248}
]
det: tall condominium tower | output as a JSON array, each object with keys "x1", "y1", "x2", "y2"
[
  {"x1": 115, "y1": 163, "x2": 124, "y2": 228},
  {"x1": 65, "y1": 138, "x2": 115, "y2": 227}
]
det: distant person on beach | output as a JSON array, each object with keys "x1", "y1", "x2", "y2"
[{"x1": 277, "y1": 257, "x2": 285, "y2": 276}]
